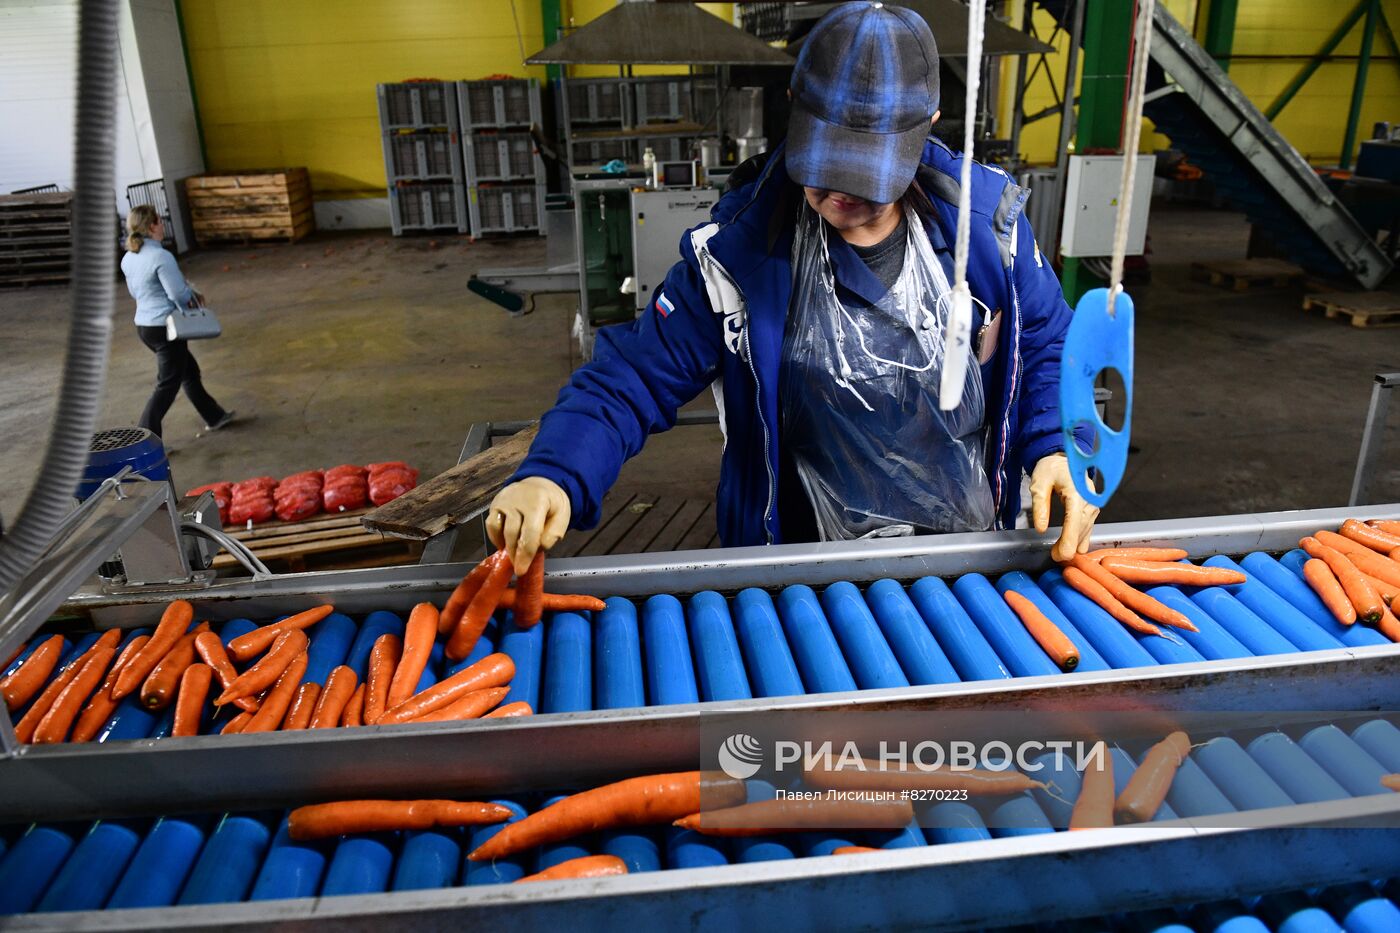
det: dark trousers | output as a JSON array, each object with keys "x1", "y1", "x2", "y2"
[{"x1": 137, "y1": 325, "x2": 226, "y2": 437}]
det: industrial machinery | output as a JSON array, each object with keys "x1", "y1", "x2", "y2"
[
  {"x1": 629, "y1": 185, "x2": 719, "y2": 317},
  {"x1": 0, "y1": 494, "x2": 1397, "y2": 928}
]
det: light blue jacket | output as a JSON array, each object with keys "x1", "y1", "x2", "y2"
[{"x1": 120, "y1": 239, "x2": 194, "y2": 327}]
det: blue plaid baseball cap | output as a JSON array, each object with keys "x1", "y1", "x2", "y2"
[{"x1": 787, "y1": 2, "x2": 940, "y2": 205}]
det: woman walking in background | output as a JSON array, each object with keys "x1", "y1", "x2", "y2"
[{"x1": 121, "y1": 205, "x2": 234, "y2": 438}]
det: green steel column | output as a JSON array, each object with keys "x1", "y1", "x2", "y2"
[
  {"x1": 1264, "y1": 0, "x2": 1366, "y2": 121},
  {"x1": 1061, "y1": 0, "x2": 1134, "y2": 303},
  {"x1": 542, "y1": 0, "x2": 563, "y2": 81},
  {"x1": 1200, "y1": 0, "x2": 1239, "y2": 71},
  {"x1": 1341, "y1": 0, "x2": 1380, "y2": 169}
]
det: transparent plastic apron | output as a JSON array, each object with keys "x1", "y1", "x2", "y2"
[{"x1": 780, "y1": 201, "x2": 995, "y2": 541}]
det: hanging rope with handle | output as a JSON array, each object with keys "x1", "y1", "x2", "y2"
[
  {"x1": 938, "y1": 0, "x2": 988, "y2": 411},
  {"x1": 1107, "y1": 0, "x2": 1156, "y2": 318}
]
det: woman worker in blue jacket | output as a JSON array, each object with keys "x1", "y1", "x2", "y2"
[{"x1": 487, "y1": 1, "x2": 1098, "y2": 574}]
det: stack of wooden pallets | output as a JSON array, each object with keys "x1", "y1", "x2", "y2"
[
  {"x1": 0, "y1": 191, "x2": 73, "y2": 288},
  {"x1": 185, "y1": 168, "x2": 315, "y2": 246}
]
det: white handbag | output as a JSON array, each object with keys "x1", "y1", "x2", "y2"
[{"x1": 166, "y1": 301, "x2": 222, "y2": 341}]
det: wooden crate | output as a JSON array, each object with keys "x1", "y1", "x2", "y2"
[
  {"x1": 185, "y1": 168, "x2": 315, "y2": 246},
  {"x1": 1190, "y1": 258, "x2": 1303, "y2": 291},
  {"x1": 213, "y1": 508, "x2": 421, "y2": 574},
  {"x1": 1302, "y1": 290, "x2": 1400, "y2": 328},
  {"x1": 0, "y1": 191, "x2": 72, "y2": 288}
]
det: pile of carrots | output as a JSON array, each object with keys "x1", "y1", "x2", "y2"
[
  {"x1": 1000, "y1": 547, "x2": 1247, "y2": 671},
  {"x1": 0, "y1": 547, "x2": 604, "y2": 742},
  {"x1": 1294, "y1": 520, "x2": 1400, "y2": 641}
]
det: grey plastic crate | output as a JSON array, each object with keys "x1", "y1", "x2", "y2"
[
  {"x1": 460, "y1": 78, "x2": 541, "y2": 129},
  {"x1": 469, "y1": 184, "x2": 544, "y2": 234},
  {"x1": 466, "y1": 132, "x2": 541, "y2": 183},
  {"x1": 569, "y1": 138, "x2": 631, "y2": 168},
  {"x1": 390, "y1": 183, "x2": 468, "y2": 235},
  {"x1": 567, "y1": 78, "x2": 626, "y2": 124},
  {"x1": 378, "y1": 82, "x2": 457, "y2": 128},
  {"x1": 385, "y1": 133, "x2": 461, "y2": 180},
  {"x1": 634, "y1": 78, "x2": 690, "y2": 125}
]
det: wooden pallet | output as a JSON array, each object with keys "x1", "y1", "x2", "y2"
[
  {"x1": 0, "y1": 192, "x2": 71, "y2": 288},
  {"x1": 1190, "y1": 258, "x2": 1303, "y2": 291},
  {"x1": 186, "y1": 168, "x2": 315, "y2": 246},
  {"x1": 214, "y1": 508, "x2": 421, "y2": 574},
  {"x1": 1302, "y1": 291, "x2": 1400, "y2": 328}
]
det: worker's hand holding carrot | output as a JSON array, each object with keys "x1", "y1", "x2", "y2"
[
  {"x1": 486, "y1": 476, "x2": 571, "y2": 575},
  {"x1": 1030, "y1": 453, "x2": 1100, "y2": 563}
]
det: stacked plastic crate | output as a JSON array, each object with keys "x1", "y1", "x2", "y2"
[
  {"x1": 377, "y1": 81, "x2": 469, "y2": 235},
  {"x1": 459, "y1": 78, "x2": 546, "y2": 236}
]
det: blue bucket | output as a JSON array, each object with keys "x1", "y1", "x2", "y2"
[{"x1": 76, "y1": 427, "x2": 171, "y2": 501}]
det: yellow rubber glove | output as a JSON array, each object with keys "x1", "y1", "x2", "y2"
[
  {"x1": 1030, "y1": 453, "x2": 1100, "y2": 563},
  {"x1": 486, "y1": 476, "x2": 572, "y2": 575}
]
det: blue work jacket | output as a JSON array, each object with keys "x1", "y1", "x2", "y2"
[{"x1": 512, "y1": 138, "x2": 1074, "y2": 546}]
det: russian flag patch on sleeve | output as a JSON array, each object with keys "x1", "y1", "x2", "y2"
[{"x1": 655, "y1": 293, "x2": 675, "y2": 317}]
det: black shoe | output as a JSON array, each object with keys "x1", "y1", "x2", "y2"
[{"x1": 206, "y1": 411, "x2": 236, "y2": 432}]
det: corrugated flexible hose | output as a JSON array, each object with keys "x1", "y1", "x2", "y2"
[{"x1": 0, "y1": 0, "x2": 118, "y2": 593}]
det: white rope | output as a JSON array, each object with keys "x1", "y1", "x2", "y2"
[
  {"x1": 938, "y1": 0, "x2": 986, "y2": 410},
  {"x1": 1107, "y1": 0, "x2": 1156, "y2": 316}
]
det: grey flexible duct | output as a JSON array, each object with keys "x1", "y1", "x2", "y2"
[{"x1": 0, "y1": 0, "x2": 118, "y2": 593}]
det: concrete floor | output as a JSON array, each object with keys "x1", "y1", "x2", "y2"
[{"x1": 2, "y1": 202, "x2": 1398, "y2": 543}]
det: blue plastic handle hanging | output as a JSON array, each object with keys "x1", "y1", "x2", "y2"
[{"x1": 1060, "y1": 286, "x2": 1133, "y2": 508}]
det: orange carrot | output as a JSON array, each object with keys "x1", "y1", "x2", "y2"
[
  {"x1": 112, "y1": 600, "x2": 194, "y2": 700},
  {"x1": 1301, "y1": 537, "x2": 1384, "y2": 624},
  {"x1": 1340, "y1": 519, "x2": 1400, "y2": 554},
  {"x1": 2, "y1": 641, "x2": 25, "y2": 671},
  {"x1": 226, "y1": 605, "x2": 334, "y2": 662},
  {"x1": 242, "y1": 651, "x2": 308, "y2": 733},
  {"x1": 363, "y1": 634, "x2": 401, "y2": 724},
  {"x1": 1356, "y1": 569, "x2": 1400, "y2": 604},
  {"x1": 408, "y1": 687, "x2": 510, "y2": 724},
  {"x1": 1368, "y1": 520, "x2": 1400, "y2": 537},
  {"x1": 343, "y1": 684, "x2": 366, "y2": 727},
  {"x1": 1004, "y1": 590, "x2": 1079, "y2": 671},
  {"x1": 193, "y1": 632, "x2": 259, "y2": 713},
  {"x1": 289, "y1": 799, "x2": 514, "y2": 841},
  {"x1": 1073, "y1": 555, "x2": 1200, "y2": 631},
  {"x1": 14, "y1": 631, "x2": 122, "y2": 742},
  {"x1": 516, "y1": 854, "x2": 628, "y2": 882},
  {"x1": 1382, "y1": 774, "x2": 1400, "y2": 792},
  {"x1": 469, "y1": 772, "x2": 747, "y2": 861},
  {"x1": 1378, "y1": 605, "x2": 1400, "y2": 643},
  {"x1": 447, "y1": 551, "x2": 513, "y2": 660},
  {"x1": 1303, "y1": 559, "x2": 1356, "y2": 625},
  {"x1": 310, "y1": 666, "x2": 358, "y2": 729},
  {"x1": 439, "y1": 554, "x2": 502, "y2": 635},
  {"x1": 1069, "y1": 742, "x2": 1115, "y2": 830},
  {"x1": 673, "y1": 797, "x2": 914, "y2": 836},
  {"x1": 1085, "y1": 547, "x2": 1189, "y2": 563},
  {"x1": 31, "y1": 647, "x2": 117, "y2": 744},
  {"x1": 1315, "y1": 531, "x2": 1400, "y2": 589},
  {"x1": 171, "y1": 664, "x2": 213, "y2": 737},
  {"x1": 140, "y1": 622, "x2": 210, "y2": 710},
  {"x1": 804, "y1": 759, "x2": 1042, "y2": 796},
  {"x1": 833, "y1": 846, "x2": 884, "y2": 855},
  {"x1": 1097, "y1": 557, "x2": 1246, "y2": 588},
  {"x1": 1, "y1": 634, "x2": 65, "y2": 711},
  {"x1": 378, "y1": 653, "x2": 516, "y2": 725},
  {"x1": 71, "y1": 634, "x2": 149, "y2": 743},
  {"x1": 221, "y1": 710, "x2": 253, "y2": 735},
  {"x1": 216, "y1": 628, "x2": 309, "y2": 706},
  {"x1": 283, "y1": 682, "x2": 321, "y2": 731},
  {"x1": 497, "y1": 591, "x2": 608, "y2": 613},
  {"x1": 514, "y1": 553, "x2": 545, "y2": 627},
  {"x1": 1115, "y1": 732, "x2": 1190, "y2": 823},
  {"x1": 483, "y1": 701, "x2": 533, "y2": 719},
  {"x1": 387, "y1": 603, "x2": 438, "y2": 710},
  {"x1": 1063, "y1": 564, "x2": 1164, "y2": 636}
]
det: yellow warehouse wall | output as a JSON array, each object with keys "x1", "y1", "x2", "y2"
[
  {"x1": 1006, "y1": 0, "x2": 1400, "y2": 166},
  {"x1": 180, "y1": 1, "x2": 731, "y2": 199}
]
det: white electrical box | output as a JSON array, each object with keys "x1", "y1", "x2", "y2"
[{"x1": 1059, "y1": 154, "x2": 1155, "y2": 258}]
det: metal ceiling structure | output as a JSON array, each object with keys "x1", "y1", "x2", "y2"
[
  {"x1": 525, "y1": 2, "x2": 795, "y2": 66},
  {"x1": 785, "y1": 0, "x2": 1055, "y2": 57}
]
